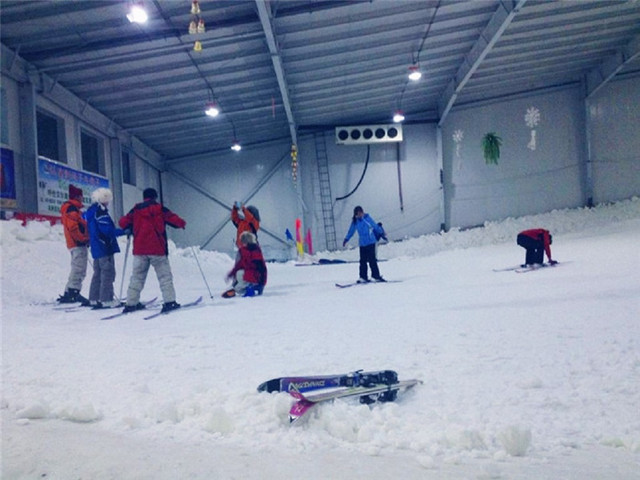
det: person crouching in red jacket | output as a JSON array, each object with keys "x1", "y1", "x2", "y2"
[
  {"x1": 516, "y1": 228, "x2": 557, "y2": 267},
  {"x1": 119, "y1": 188, "x2": 186, "y2": 313},
  {"x1": 222, "y1": 231, "x2": 267, "y2": 298}
]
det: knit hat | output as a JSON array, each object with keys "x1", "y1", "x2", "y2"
[
  {"x1": 246, "y1": 205, "x2": 260, "y2": 222},
  {"x1": 143, "y1": 188, "x2": 158, "y2": 200},
  {"x1": 91, "y1": 187, "x2": 113, "y2": 205},
  {"x1": 69, "y1": 184, "x2": 83, "y2": 199}
]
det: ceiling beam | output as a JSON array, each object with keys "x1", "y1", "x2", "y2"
[
  {"x1": 585, "y1": 34, "x2": 640, "y2": 99},
  {"x1": 255, "y1": 0, "x2": 297, "y2": 146},
  {"x1": 438, "y1": 0, "x2": 528, "y2": 126}
]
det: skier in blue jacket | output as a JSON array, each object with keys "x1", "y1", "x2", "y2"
[
  {"x1": 85, "y1": 188, "x2": 126, "y2": 309},
  {"x1": 343, "y1": 205, "x2": 386, "y2": 283}
]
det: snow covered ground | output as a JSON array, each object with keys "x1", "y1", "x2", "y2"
[{"x1": 2, "y1": 198, "x2": 640, "y2": 479}]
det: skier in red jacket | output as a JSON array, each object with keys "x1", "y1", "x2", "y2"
[
  {"x1": 222, "y1": 231, "x2": 267, "y2": 298},
  {"x1": 517, "y1": 228, "x2": 557, "y2": 267},
  {"x1": 119, "y1": 188, "x2": 186, "y2": 313}
]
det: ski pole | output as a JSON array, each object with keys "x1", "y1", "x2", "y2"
[
  {"x1": 191, "y1": 246, "x2": 213, "y2": 299},
  {"x1": 119, "y1": 235, "x2": 131, "y2": 301}
]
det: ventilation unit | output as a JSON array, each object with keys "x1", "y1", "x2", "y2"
[{"x1": 335, "y1": 125, "x2": 403, "y2": 145}]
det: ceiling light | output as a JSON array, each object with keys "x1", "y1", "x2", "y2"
[
  {"x1": 231, "y1": 140, "x2": 242, "y2": 152},
  {"x1": 204, "y1": 102, "x2": 219, "y2": 117},
  {"x1": 127, "y1": 3, "x2": 148, "y2": 24},
  {"x1": 408, "y1": 65, "x2": 422, "y2": 82},
  {"x1": 193, "y1": 41, "x2": 202, "y2": 52},
  {"x1": 393, "y1": 111, "x2": 405, "y2": 123}
]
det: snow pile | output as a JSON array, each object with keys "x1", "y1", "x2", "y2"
[{"x1": 2, "y1": 198, "x2": 640, "y2": 479}]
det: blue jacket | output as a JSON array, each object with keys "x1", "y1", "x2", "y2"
[
  {"x1": 344, "y1": 213, "x2": 384, "y2": 247},
  {"x1": 85, "y1": 203, "x2": 124, "y2": 259}
]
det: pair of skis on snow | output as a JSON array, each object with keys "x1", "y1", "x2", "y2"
[
  {"x1": 335, "y1": 279, "x2": 402, "y2": 288},
  {"x1": 493, "y1": 261, "x2": 563, "y2": 273},
  {"x1": 51, "y1": 297, "x2": 203, "y2": 320},
  {"x1": 258, "y1": 369, "x2": 421, "y2": 424},
  {"x1": 99, "y1": 296, "x2": 204, "y2": 320}
]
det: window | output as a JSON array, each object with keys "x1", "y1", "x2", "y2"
[
  {"x1": 81, "y1": 129, "x2": 104, "y2": 175},
  {"x1": 121, "y1": 149, "x2": 136, "y2": 186},
  {"x1": 1, "y1": 88, "x2": 8, "y2": 145},
  {"x1": 37, "y1": 109, "x2": 66, "y2": 162}
]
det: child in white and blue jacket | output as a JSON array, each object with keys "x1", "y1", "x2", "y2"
[{"x1": 343, "y1": 205, "x2": 386, "y2": 283}]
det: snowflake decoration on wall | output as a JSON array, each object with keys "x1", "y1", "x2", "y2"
[
  {"x1": 452, "y1": 129, "x2": 464, "y2": 162},
  {"x1": 524, "y1": 107, "x2": 541, "y2": 151}
]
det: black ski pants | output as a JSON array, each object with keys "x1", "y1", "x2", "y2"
[
  {"x1": 359, "y1": 243, "x2": 381, "y2": 280},
  {"x1": 517, "y1": 234, "x2": 544, "y2": 265}
]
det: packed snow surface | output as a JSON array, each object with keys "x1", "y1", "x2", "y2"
[{"x1": 2, "y1": 198, "x2": 640, "y2": 479}]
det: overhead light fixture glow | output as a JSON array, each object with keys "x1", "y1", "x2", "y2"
[
  {"x1": 231, "y1": 140, "x2": 242, "y2": 152},
  {"x1": 408, "y1": 65, "x2": 422, "y2": 82},
  {"x1": 127, "y1": 3, "x2": 148, "y2": 24},
  {"x1": 393, "y1": 111, "x2": 405, "y2": 123},
  {"x1": 205, "y1": 102, "x2": 219, "y2": 117}
]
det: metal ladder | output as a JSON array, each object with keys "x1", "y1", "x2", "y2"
[{"x1": 315, "y1": 132, "x2": 338, "y2": 251}]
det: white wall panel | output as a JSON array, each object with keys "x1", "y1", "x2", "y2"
[
  {"x1": 164, "y1": 142, "x2": 298, "y2": 260},
  {"x1": 588, "y1": 75, "x2": 640, "y2": 203},
  {"x1": 442, "y1": 86, "x2": 586, "y2": 229}
]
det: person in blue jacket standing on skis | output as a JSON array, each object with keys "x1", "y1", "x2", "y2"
[
  {"x1": 85, "y1": 187, "x2": 126, "y2": 309},
  {"x1": 343, "y1": 205, "x2": 387, "y2": 283}
]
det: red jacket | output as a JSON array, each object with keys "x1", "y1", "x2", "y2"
[
  {"x1": 61, "y1": 198, "x2": 89, "y2": 249},
  {"x1": 229, "y1": 243, "x2": 267, "y2": 286},
  {"x1": 119, "y1": 199, "x2": 186, "y2": 256},
  {"x1": 520, "y1": 228, "x2": 552, "y2": 261},
  {"x1": 231, "y1": 205, "x2": 260, "y2": 248}
]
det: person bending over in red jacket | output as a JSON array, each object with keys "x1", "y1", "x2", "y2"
[
  {"x1": 119, "y1": 188, "x2": 186, "y2": 313},
  {"x1": 222, "y1": 231, "x2": 267, "y2": 298},
  {"x1": 517, "y1": 228, "x2": 557, "y2": 267}
]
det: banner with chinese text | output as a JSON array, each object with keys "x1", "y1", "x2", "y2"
[{"x1": 37, "y1": 157, "x2": 109, "y2": 216}]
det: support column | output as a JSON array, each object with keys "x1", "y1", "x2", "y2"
[
  {"x1": 109, "y1": 137, "x2": 124, "y2": 218},
  {"x1": 18, "y1": 80, "x2": 38, "y2": 213},
  {"x1": 581, "y1": 78, "x2": 595, "y2": 207}
]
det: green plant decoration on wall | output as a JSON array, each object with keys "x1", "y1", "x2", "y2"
[{"x1": 482, "y1": 132, "x2": 502, "y2": 165}]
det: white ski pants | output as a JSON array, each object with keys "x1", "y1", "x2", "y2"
[
  {"x1": 65, "y1": 245, "x2": 88, "y2": 292},
  {"x1": 125, "y1": 255, "x2": 176, "y2": 306}
]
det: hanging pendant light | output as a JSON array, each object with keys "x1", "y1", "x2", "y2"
[
  {"x1": 393, "y1": 111, "x2": 405, "y2": 123},
  {"x1": 231, "y1": 140, "x2": 242, "y2": 152},
  {"x1": 189, "y1": 20, "x2": 197, "y2": 34},
  {"x1": 204, "y1": 102, "x2": 219, "y2": 117},
  {"x1": 193, "y1": 41, "x2": 202, "y2": 52},
  {"x1": 127, "y1": 1, "x2": 148, "y2": 24},
  {"x1": 191, "y1": 0, "x2": 201, "y2": 15},
  {"x1": 197, "y1": 19, "x2": 206, "y2": 33},
  {"x1": 408, "y1": 65, "x2": 422, "y2": 82}
]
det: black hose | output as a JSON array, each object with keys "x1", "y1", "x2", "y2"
[{"x1": 335, "y1": 145, "x2": 370, "y2": 202}]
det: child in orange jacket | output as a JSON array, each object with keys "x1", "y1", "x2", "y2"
[{"x1": 57, "y1": 184, "x2": 90, "y2": 304}]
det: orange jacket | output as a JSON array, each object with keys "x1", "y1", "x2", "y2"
[
  {"x1": 231, "y1": 205, "x2": 260, "y2": 248},
  {"x1": 61, "y1": 198, "x2": 89, "y2": 249}
]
